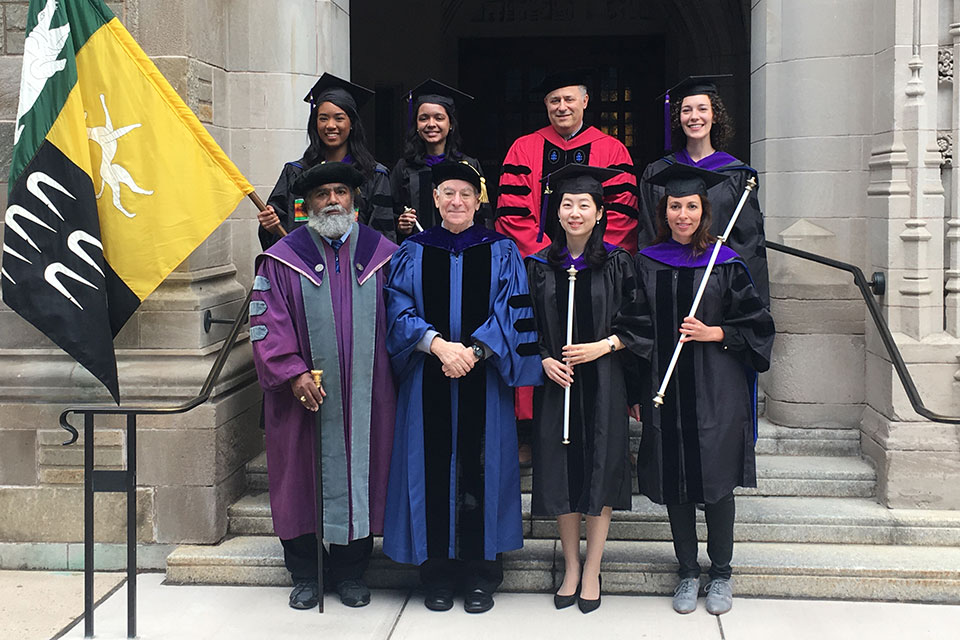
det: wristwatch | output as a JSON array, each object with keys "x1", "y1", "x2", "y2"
[
  {"x1": 471, "y1": 343, "x2": 485, "y2": 362},
  {"x1": 605, "y1": 337, "x2": 616, "y2": 353}
]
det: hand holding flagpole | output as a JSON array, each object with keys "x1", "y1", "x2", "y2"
[{"x1": 653, "y1": 176, "x2": 757, "y2": 407}]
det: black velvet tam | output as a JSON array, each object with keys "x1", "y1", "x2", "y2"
[{"x1": 291, "y1": 162, "x2": 364, "y2": 195}]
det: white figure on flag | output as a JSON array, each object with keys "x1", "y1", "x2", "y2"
[
  {"x1": 14, "y1": 0, "x2": 70, "y2": 145},
  {"x1": 87, "y1": 93, "x2": 153, "y2": 218}
]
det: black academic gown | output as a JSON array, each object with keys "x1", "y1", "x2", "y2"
[
  {"x1": 390, "y1": 154, "x2": 493, "y2": 238},
  {"x1": 635, "y1": 247, "x2": 774, "y2": 506},
  {"x1": 526, "y1": 246, "x2": 652, "y2": 517},
  {"x1": 258, "y1": 157, "x2": 396, "y2": 249},
  {"x1": 638, "y1": 154, "x2": 769, "y2": 306}
]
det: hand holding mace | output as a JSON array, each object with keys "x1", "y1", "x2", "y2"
[{"x1": 653, "y1": 176, "x2": 757, "y2": 407}]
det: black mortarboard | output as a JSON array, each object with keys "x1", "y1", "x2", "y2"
[
  {"x1": 291, "y1": 162, "x2": 364, "y2": 196},
  {"x1": 541, "y1": 164, "x2": 623, "y2": 199},
  {"x1": 657, "y1": 74, "x2": 731, "y2": 103},
  {"x1": 535, "y1": 164, "x2": 623, "y2": 242},
  {"x1": 431, "y1": 160, "x2": 484, "y2": 195},
  {"x1": 303, "y1": 73, "x2": 374, "y2": 111},
  {"x1": 409, "y1": 78, "x2": 474, "y2": 114},
  {"x1": 535, "y1": 69, "x2": 592, "y2": 97},
  {"x1": 658, "y1": 74, "x2": 732, "y2": 151},
  {"x1": 645, "y1": 162, "x2": 730, "y2": 198}
]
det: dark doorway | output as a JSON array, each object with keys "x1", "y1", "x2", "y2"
[
  {"x1": 352, "y1": 0, "x2": 750, "y2": 184},
  {"x1": 458, "y1": 35, "x2": 665, "y2": 200}
]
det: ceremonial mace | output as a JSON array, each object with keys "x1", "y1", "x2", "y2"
[
  {"x1": 311, "y1": 369, "x2": 325, "y2": 613},
  {"x1": 562, "y1": 266, "x2": 578, "y2": 445},
  {"x1": 652, "y1": 176, "x2": 758, "y2": 407}
]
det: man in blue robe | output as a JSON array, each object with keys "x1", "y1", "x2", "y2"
[{"x1": 383, "y1": 161, "x2": 543, "y2": 614}]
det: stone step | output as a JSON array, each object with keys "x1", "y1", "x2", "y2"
[
  {"x1": 244, "y1": 420, "x2": 863, "y2": 492},
  {"x1": 165, "y1": 535, "x2": 960, "y2": 604},
  {"x1": 519, "y1": 455, "x2": 875, "y2": 497},
  {"x1": 228, "y1": 492, "x2": 960, "y2": 547}
]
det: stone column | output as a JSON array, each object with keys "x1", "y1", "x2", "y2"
[
  {"x1": 0, "y1": 0, "x2": 353, "y2": 564},
  {"x1": 750, "y1": 0, "x2": 875, "y2": 428},
  {"x1": 860, "y1": 0, "x2": 960, "y2": 509}
]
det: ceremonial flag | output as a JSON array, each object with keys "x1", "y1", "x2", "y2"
[{"x1": 3, "y1": 0, "x2": 254, "y2": 402}]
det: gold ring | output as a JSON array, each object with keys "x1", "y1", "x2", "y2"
[{"x1": 299, "y1": 395, "x2": 307, "y2": 402}]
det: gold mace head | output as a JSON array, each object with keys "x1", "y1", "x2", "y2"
[{"x1": 310, "y1": 369, "x2": 324, "y2": 388}]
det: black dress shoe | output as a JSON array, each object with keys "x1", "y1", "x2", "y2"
[
  {"x1": 463, "y1": 588, "x2": 494, "y2": 614},
  {"x1": 335, "y1": 578, "x2": 371, "y2": 607},
  {"x1": 578, "y1": 575, "x2": 601, "y2": 614},
  {"x1": 289, "y1": 581, "x2": 319, "y2": 610},
  {"x1": 424, "y1": 587, "x2": 455, "y2": 612},
  {"x1": 554, "y1": 581, "x2": 581, "y2": 609}
]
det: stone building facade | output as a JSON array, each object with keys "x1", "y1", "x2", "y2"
[{"x1": 0, "y1": 0, "x2": 957, "y2": 568}]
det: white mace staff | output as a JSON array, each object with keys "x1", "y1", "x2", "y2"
[
  {"x1": 562, "y1": 265, "x2": 578, "y2": 444},
  {"x1": 653, "y1": 176, "x2": 758, "y2": 408}
]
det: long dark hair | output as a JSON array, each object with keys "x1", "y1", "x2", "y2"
[
  {"x1": 401, "y1": 103, "x2": 465, "y2": 164},
  {"x1": 302, "y1": 99, "x2": 377, "y2": 180},
  {"x1": 670, "y1": 93, "x2": 734, "y2": 152},
  {"x1": 547, "y1": 193, "x2": 609, "y2": 268},
  {"x1": 653, "y1": 194, "x2": 716, "y2": 256}
]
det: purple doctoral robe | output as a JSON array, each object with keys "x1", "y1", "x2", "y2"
[{"x1": 250, "y1": 222, "x2": 398, "y2": 544}]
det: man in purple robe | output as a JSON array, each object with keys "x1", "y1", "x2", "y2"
[{"x1": 250, "y1": 162, "x2": 398, "y2": 610}]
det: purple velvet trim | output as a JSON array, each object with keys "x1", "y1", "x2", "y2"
[
  {"x1": 341, "y1": 153, "x2": 354, "y2": 165},
  {"x1": 265, "y1": 226, "x2": 325, "y2": 282},
  {"x1": 640, "y1": 238, "x2": 739, "y2": 268},
  {"x1": 424, "y1": 154, "x2": 446, "y2": 167},
  {"x1": 354, "y1": 223, "x2": 400, "y2": 284},
  {"x1": 410, "y1": 223, "x2": 506, "y2": 253},
  {"x1": 674, "y1": 149, "x2": 739, "y2": 171},
  {"x1": 663, "y1": 92, "x2": 671, "y2": 152}
]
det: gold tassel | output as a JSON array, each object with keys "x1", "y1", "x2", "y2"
[{"x1": 459, "y1": 160, "x2": 488, "y2": 203}]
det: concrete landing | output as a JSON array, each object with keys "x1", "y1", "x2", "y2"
[{"x1": 50, "y1": 573, "x2": 960, "y2": 640}]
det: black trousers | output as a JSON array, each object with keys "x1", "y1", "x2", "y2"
[
  {"x1": 666, "y1": 493, "x2": 735, "y2": 581},
  {"x1": 420, "y1": 556, "x2": 503, "y2": 594},
  {"x1": 280, "y1": 533, "x2": 373, "y2": 585}
]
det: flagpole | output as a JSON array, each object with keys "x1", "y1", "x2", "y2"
[{"x1": 248, "y1": 192, "x2": 288, "y2": 237}]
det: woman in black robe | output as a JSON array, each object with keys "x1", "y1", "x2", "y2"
[
  {"x1": 637, "y1": 75, "x2": 768, "y2": 306},
  {"x1": 257, "y1": 73, "x2": 395, "y2": 249},
  {"x1": 526, "y1": 165, "x2": 652, "y2": 613},
  {"x1": 635, "y1": 163, "x2": 774, "y2": 616},
  {"x1": 391, "y1": 79, "x2": 492, "y2": 238}
]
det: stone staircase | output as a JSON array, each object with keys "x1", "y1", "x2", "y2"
[{"x1": 165, "y1": 418, "x2": 960, "y2": 603}]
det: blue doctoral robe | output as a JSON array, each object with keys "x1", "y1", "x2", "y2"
[{"x1": 383, "y1": 224, "x2": 543, "y2": 564}]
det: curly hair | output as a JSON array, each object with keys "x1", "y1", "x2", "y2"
[
  {"x1": 670, "y1": 93, "x2": 734, "y2": 152},
  {"x1": 653, "y1": 194, "x2": 716, "y2": 256}
]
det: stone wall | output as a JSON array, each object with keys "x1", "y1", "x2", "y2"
[{"x1": 0, "y1": 0, "x2": 352, "y2": 564}]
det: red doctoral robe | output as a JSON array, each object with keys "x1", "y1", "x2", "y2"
[{"x1": 495, "y1": 125, "x2": 639, "y2": 256}]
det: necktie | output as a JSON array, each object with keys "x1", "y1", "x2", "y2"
[{"x1": 331, "y1": 239, "x2": 343, "y2": 273}]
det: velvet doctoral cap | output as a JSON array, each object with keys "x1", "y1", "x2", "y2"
[
  {"x1": 431, "y1": 161, "x2": 483, "y2": 193},
  {"x1": 645, "y1": 162, "x2": 730, "y2": 198},
  {"x1": 291, "y1": 162, "x2": 364, "y2": 196},
  {"x1": 304, "y1": 73, "x2": 374, "y2": 111},
  {"x1": 535, "y1": 69, "x2": 592, "y2": 97}
]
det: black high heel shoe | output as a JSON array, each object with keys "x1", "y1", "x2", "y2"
[
  {"x1": 554, "y1": 578, "x2": 581, "y2": 609},
  {"x1": 577, "y1": 574, "x2": 601, "y2": 614}
]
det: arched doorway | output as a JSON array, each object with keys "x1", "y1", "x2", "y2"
[{"x1": 352, "y1": 0, "x2": 751, "y2": 193}]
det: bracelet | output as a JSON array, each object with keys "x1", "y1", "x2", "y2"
[{"x1": 605, "y1": 337, "x2": 616, "y2": 353}]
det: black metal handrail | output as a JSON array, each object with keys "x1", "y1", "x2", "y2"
[
  {"x1": 58, "y1": 287, "x2": 254, "y2": 444},
  {"x1": 766, "y1": 240, "x2": 960, "y2": 425},
  {"x1": 57, "y1": 287, "x2": 252, "y2": 639}
]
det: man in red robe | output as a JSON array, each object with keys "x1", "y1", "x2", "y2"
[
  {"x1": 496, "y1": 71, "x2": 642, "y2": 462},
  {"x1": 495, "y1": 70, "x2": 642, "y2": 257}
]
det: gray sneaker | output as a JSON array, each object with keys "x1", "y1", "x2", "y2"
[
  {"x1": 672, "y1": 577, "x2": 699, "y2": 614},
  {"x1": 704, "y1": 578, "x2": 733, "y2": 615}
]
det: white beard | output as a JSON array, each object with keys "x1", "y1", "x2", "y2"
[{"x1": 308, "y1": 204, "x2": 354, "y2": 239}]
